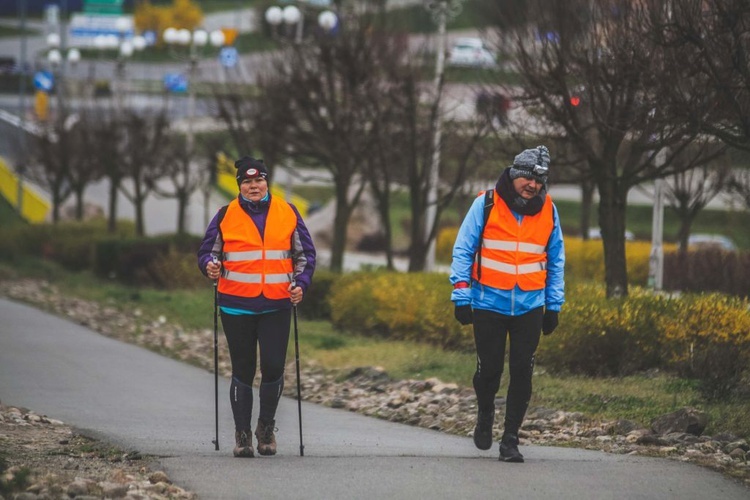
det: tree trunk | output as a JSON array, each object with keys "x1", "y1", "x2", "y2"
[
  {"x1": 329, "y1": 192, "x2": 351, "y2": 273},
  {"x1": 580, "y1": 180, "x2": 595, "y2": 240},
  {"x1": 108, "y1": 179, "x2": 119, "y2": 233},
  {"x1": 176, "y1": 190, "x2": 188, "y2": 235},
  {"x1": 135, "y1": 198, "x2": 145, "y2": 237},
  {"x1": 597, "y1": 183, "x2": 629, "y2": 298},
  {"x1": 75, "y1": 187, "x2": 85, "y2": 221}
]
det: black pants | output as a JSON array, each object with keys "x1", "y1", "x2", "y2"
[
  {"x1": 221, "y1": 309, "x2": 291, "y2": 428},
  {"x1": 472, "y1": 306, "x2": 543, "y2": 436}
]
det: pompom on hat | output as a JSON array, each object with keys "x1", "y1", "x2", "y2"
[
  {"x1": 235, "y1": 156, "x2": 268, "y2": 185},
  {"x1": 508, "y1": 145, "x2": 551, "y2": 185}
]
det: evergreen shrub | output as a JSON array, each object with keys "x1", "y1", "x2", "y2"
[
  {"x1": 94, "y1": 234, "x2": 201, "y2": 288},
  {"x1": 300, "y1": 269, "x2": 338, "y2": 320},
  {"x1": 0, "y1": 219, "x2": 134, "y2": 271}
]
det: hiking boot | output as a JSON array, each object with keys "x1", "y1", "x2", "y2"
[
  {"x1": 473, "y1": 410, "x2": 494, "y2": 451},
  {"x1": 499, "y1": 433, "x2": 524, "y2": 463},
  {"x1": 233, "y1": 430, "x2": 254, "y2": 458},
  {"x1": 255, "y1": 419, "x2": 277, "y2": 456}
]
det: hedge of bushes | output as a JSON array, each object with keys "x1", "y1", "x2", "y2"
[
  {"x1": 0, "y1": 219, "x2": 205, "y2": 289},
  {"x1": 328, "y1": 272, "x2": 750, "y2": 400}
]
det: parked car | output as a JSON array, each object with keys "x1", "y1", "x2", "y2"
[
  {"x1": 447, "y1": 38, "x2": 497, "y2": 68},
  {"x1": 687, "y1": 234, "x2": 737, "y2": 251}
]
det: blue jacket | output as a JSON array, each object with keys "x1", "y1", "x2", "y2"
[{"x1": 450, "y1": 193, "x2": 565, "y2": 315}]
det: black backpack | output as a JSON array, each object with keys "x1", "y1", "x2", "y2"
[{"x1": 476, "y1": 189, "x2": 495, "y2": 281}]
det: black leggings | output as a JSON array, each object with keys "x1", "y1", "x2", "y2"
[
  {"x1": 221, "y1": 309, "x2": 291, "y2": 424},
  {"x1": 221, "y1": 309, "x2": 291, "y2": 385},
  {"x1": 472, "y1": 306, "x2": 543, "y2": 436}
]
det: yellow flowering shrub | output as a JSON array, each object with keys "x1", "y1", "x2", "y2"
[
  {"x1": 536, "y1": 284, "x2": 672, "y2": 375},
  {"x1": 329, "y1": 271, "x2": 473, "y2": 350},
  {"x1": 564, "y1": 238, "x2": 669, "y2": 286},
  {"x1": 436, "y1": 227, "x2": 459, "y2": 263},
  {"x1": 659, "y1": 294, "x2": 750, "y2": 399}
]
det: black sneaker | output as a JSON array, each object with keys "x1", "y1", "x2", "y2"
[
  {"x1": 499, "y1": 433, "x2": 524, "y2": 463},
  {"x1": 473, "y1": 410, "x2": 494, "y2": 450}
]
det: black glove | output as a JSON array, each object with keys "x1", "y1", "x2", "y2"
[
  {"x1": 454, "y1": 305, "x2": 473, "y2": 325},
  {"x1": 542, "y1": 310, "x2": 559, "y2": 335}
]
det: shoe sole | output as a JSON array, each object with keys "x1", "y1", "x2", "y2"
[
  {"x1": 233, "y1": 448, "x2": 255, "y2": 458},
  {"x1": 500, "y1": 455, "x2": 524, "y2": 463}
]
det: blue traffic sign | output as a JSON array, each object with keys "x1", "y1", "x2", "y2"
[
  {"x1": 33, "y1": 71, "x2": 54, "y2": 92},
  {"x1": 219, "y1": 47, "x2": 238, "y2": 68},
  {"x1": 164, "y1": 73, "x2": 188, "y2": 93}
]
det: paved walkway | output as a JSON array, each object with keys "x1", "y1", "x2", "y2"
[{"x1": 1, "y1": 298, "x2": 748, "y2": 499}]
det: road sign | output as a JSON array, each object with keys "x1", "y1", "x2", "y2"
[
  {"x1": 164, "y1": 73, "x2": 188, "y2": 93},
  {"x1": 219, "y1": 47, "x2": 238, "y2": 68},
  {"x1": 84, "y1": 0, "x2": 124, "y2": 15},
  {"x1": 33, "y1": 71, "x2": 54, "y2": 92}
]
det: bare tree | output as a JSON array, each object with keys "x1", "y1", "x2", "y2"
[
  {"x1": 727, "y1": 166, "x2": 750, "y2": 210},
  {"x1": 651, "y1": 0, "x2": 750, "y2": 152},
  {"x1": 500, "y1": 0, "x2": 721, "y2": 297},
  {"x1": 118, "y1": 110, "x2": 172, "y2": 236},
  {"x1": 149, "y1": 132, "x2": 211, "y2": 235},
  {"x1": 67, "y1": 109, "x2": 107, "y2": 221},
  {"x1": 662, "y1": 150, "x2": 731, "y2": 253},
  {"x1": 248, "y1": 16, "x2": 412, "y2": 272},
  {"x1": 28, "y1": 111, "x2": 78, "y2": 223}
]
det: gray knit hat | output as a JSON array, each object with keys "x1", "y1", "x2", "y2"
[{"x1": 509, "y1": 145, "x2": 550, "y2": 184}]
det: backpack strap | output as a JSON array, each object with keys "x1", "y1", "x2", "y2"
[{"x1": 476, "y1": 189, "x2": 495, "y2": 281}]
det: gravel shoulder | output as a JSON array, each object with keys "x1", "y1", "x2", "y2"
[{"x1": 0, "y1": 403, "x2": 194, "y2": 499}]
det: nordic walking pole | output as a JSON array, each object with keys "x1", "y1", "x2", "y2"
[
  {"x1": 292, "y1": 281, "x2": 304, "y2": 457},
  {"x1": 211, "y1": 257, "x2": 220, "y2": 451}
]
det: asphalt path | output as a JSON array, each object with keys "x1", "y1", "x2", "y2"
[{"x1": 1, "y1": 298, "x2": 748, "y2": 499}]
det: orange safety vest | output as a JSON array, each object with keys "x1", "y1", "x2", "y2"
[
  {"x1": 218, "y1": 198, "x2": 296, "y2": 300},
  {"x1": 472, "y1": 194, "x2": 554, "y2": 291}
]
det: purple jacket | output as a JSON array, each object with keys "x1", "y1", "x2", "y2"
[{"x1": 197, "y1": 194, "x2": 316, "y2": 312}]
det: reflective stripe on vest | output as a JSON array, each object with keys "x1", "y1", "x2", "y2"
[
  {"x1": 472, "y1": 194, "x2": 554, "y2": 291},
  {"x1": 218, "y1": 198, "x2": 297, "y2": 300}
]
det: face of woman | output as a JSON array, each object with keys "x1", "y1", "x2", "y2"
[
  {"x1": 240, "y1": 177, "x2": 268, "y2": 202},
  {"x1": 512, "y1": 177, "x2": 543, "y2": 199}
]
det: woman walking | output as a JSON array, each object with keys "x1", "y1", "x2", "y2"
[{"x1": 198, "y1": 156, "x2": 316, "y2": 457}]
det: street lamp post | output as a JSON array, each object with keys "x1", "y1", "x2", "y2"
[
  {"x1": 265, "y1": 4, "x2": 337, "y2": 44},
  {"x1": 163, "y1": 27, "x2": 225, "y2": 152},
  {"x1": 163, "y1": 27, "x2": 225, "y2": 229},
  {"x1": 424, "y1": 0, "x2": 463, "y2": 271},
  {"x1": 648, "y1": 148, "x2": 667, "y2": 291},
  {"x1": 265, "y1": 5, "x2": 304, "y2": 44},
  {"x1": 46, "y1": 32, "x2": 81, "y2": 122}
]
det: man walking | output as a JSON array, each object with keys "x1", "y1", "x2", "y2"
[{"x1": 450, "y1": 145, "x2": 565, "y2": 463}]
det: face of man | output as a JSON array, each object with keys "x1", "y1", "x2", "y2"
[
  {"x1": 512, "y1": 176, "x2": 543, "y2": 199},
  {"x1": 240, "y1": 177, "x2": 268, "y2": 202}
]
